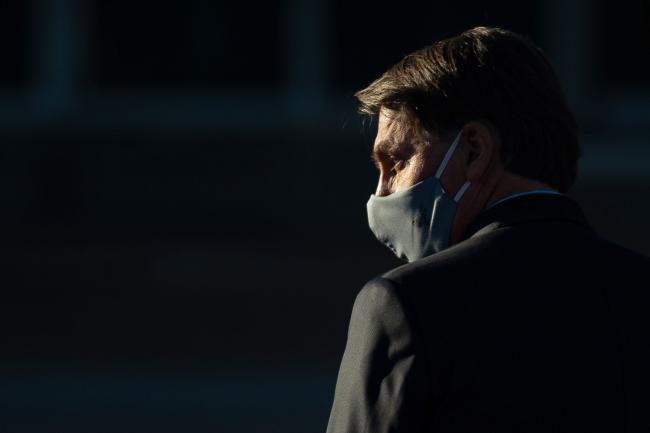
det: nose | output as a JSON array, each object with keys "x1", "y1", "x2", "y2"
[{"x1": 375, "y1": 174, "x2": 391, "y2": 197}]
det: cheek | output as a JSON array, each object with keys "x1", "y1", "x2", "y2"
[
  {"x1": 405, "y1": 157, "x2": 430, "y2": 183},
  {"x1": 391, "y1": 163, "x2": 421, "y2": 190}
]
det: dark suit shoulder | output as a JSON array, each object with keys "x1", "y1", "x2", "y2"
[
  {"x1": 379, "y1": 226, "x2": 506, "y2": 289},
  {"x1": 589, "y1": 233, "x2": 650, "y2": 266},
  {"x1": 374, "y1": 220, "x2": 650, "y2": 334},
  {"x1": 351, "y1": 277, "x2": 404, "y2": 329},
  {"x1": 351, "y1": 277, "x2": 425, "y2": 344},
  {"x1": 381, "y1": 220, "x2": 648, "y2": 288}
]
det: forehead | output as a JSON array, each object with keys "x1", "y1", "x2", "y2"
[
  {"x1": 375, "y1": 107, "x2": 411, "y2": 146},
  {"x1": 373, "y1": 107, "x2": 430, "y2": 158}
]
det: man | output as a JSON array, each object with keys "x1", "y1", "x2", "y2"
[{"x1": 326, "y1": 27, "x2": 650, "y2": 432}]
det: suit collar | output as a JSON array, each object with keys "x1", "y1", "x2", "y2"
[{"x1": 460, "y1": 193, "x2": 593, "y2": 242}]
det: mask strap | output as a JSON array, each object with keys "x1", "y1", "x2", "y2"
[
  {"x1": 435, "y1": 129, "x2": 463, "y2": 179},
  {"x1": 453, "y1": 180, "x2": 471, "y2": 202}
]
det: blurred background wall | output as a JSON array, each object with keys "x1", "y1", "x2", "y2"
[{"x1": 0, "y1": 0, "x2": 648, "y2": 432}]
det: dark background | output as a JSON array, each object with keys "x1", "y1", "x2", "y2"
[{"x1": 1, "y1": 1, "x2": 649, "y2": 432}]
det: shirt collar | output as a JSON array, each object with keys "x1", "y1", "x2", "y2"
[{"x1": 485, "y1": 189, "x2": 565, "y2": 210}]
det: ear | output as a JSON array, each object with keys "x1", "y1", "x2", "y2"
[{"x1": 462, "y1": 120, "x2": 500, "y2": 183}]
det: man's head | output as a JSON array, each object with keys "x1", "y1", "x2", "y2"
[{"x1": 359, "y1": 26, "x2": 580, "y2": 247}]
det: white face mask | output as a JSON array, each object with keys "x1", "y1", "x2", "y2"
[{"x1": 366, "y1": 129, "x2": 471, "y2": 262}]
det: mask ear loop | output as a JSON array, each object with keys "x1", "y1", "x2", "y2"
[
  {"x1": 435, "y1": 129, "x2": 464, "y2": 179},
  {"x1": 453, "y1": 181, "x2": 471, "y2": 202},
  {"x1": 434, "y1": 129, "x2": 472, "y2": 202}
]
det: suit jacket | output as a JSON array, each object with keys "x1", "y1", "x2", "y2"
[{"x1": 326, "y1": 194, "x2": 650, "y2": 433}]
